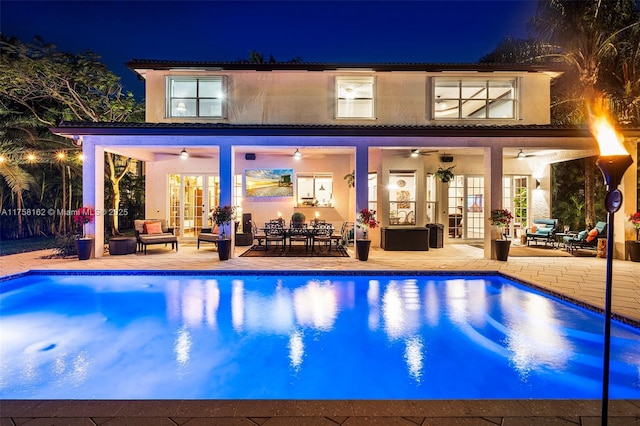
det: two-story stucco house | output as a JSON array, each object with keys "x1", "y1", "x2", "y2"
[{"x1": 52, "y1": 61, "x2": 639, "y2": 259}]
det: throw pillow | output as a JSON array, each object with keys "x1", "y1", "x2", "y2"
[
  {"x1": 585, "y1": 228, "x2": 599, "y2": 242},
  {"x1": 530, "y1": 226, "x2": 537, "y2": 233},
  {"x1": 144, "y1": 221, "x2": 163, "y2": 234}
]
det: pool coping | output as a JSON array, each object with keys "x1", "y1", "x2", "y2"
[
  {"x1": 1, "y1": 399, "x2": 640, "y2": 423},
  {"x1": 4, "y1": 268, "x2": 640, "y2": 329}
]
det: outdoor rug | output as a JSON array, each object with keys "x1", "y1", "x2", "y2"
[{"x1": 240, "y1": 244, "x2": 350, "y2": 258}]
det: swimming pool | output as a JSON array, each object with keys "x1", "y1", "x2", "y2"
[{"x1": 1, "y1": 271, "x2": 639, "y2": 399}]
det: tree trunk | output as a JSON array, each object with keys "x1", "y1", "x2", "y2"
[
  {"x1": 585, "y1": 157, "x2": 596, "y2": 228},
  {"x1": 106, "y1": 152, "x2": 131, "y2": 235}
]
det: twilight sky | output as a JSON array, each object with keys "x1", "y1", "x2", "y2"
[{"x1": 1, "y1": 0, "x2": 539, "y2": 99}]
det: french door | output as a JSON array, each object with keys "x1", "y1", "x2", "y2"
[{"x1": 169, "y1": 174, "x2": 219, "y2": 237}]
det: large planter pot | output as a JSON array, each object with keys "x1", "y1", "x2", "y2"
[
  {"x1": 217, "y1": 239, "x2": 232, "y2": 261},
  {"x1": 76, "y1": 237, "x2": 94, "y2": 261},
  {"x1": 494, "y1": 239, "x2": 511, "y2": 261},
  {"x1": 628, "y1": 240, "x2": 640, "y2": 262},
  {"x1": 356, "y1": 239, "x2": 371, "y2": 261}
]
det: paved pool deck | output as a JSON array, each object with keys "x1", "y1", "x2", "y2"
[{"x1": 1, "y1": 242, "x2": 639, "y2": 425}]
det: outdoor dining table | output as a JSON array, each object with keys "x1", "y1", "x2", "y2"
[{"x1": 259, "y1": 224, "x2": 336, "y2": 252}]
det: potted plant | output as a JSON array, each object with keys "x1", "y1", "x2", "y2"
[
  {"x1": 356, "y1": 208, "x2": 378, "y2": 261},
  {"x1": 73, "y1": 206, "x2": 95, "y2": 260},
  {"x1": 434, "y1": 165, "x2": 455, "y2": 183},
  {"x1": 489, "y1": 208, "x2": 513, "y2": 261},
  {"x1": 291, "y1": 211, "x2": 306, "y2": 225},
  {"x1": 628, "y1": 212, "x2": 640, "y2": 262},
  {"x1": 344, "y1": 170, "x2": 355, "y2": 188},
  {"x1": 211, "y1": 205, "x2": 235, "y2": 260}
]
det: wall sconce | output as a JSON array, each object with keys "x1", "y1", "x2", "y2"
[
  {"x1": 318, "y1": 184, "x2": 326, "y2": 191},
  {"x1": 293, "y1": 149, "x2": 302, "y2": 160},
  {"x1": 535, "y1": 179, "x2": 541, "y2": 189},
  {"x1": 180, "y1": 148, "x2": 189, "y2": 160}
]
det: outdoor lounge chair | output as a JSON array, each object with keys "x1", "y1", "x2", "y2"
[
  {"x1": 526, "y1": 218, "x2": 558, "y2": 246},
  {"x1": 134, "y1": 219, "x2": 178, "y2": 254},
  {"x1": 564, "y1": 221, "x2": 607, "y2": 253},
  {"x1": 197, "y1": 227, "x2": 219, "y2": 249}
]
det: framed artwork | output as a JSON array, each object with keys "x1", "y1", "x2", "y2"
[{"x1": 245, "y1": 169, "x2": 294, "y2": 197}]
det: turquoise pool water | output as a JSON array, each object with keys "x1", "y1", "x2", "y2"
[{"x1": 0, "y1": 271, "x2": 639, "y2": 399}]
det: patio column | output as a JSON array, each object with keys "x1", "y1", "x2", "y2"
[
  {"x1": 218, "y1": 143, "x2": 234, "y2": 255},
  {"x1": 82, "y1": 139, "x2": 105, "y2": 258},
  {"x1": 355, "y1": 145, "x2": 369, "y2": 239},
  {"x1": 620, "y1": 139, "x2": 638, "y2": 259},
  {"x1": 484, "y1": 146, "x2": 503, "y2": 260}
]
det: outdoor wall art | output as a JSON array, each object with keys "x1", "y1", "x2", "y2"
[{"x1": 245, "y1": 169, "x2": 294, "y2": 197}]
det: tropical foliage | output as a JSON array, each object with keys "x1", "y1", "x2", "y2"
[{"x1": 0, "y1": 35, "x2": 145, "y2": 240}]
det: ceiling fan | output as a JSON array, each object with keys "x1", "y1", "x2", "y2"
[
  {"x1": 394, "y1": 149, "x2": 438, "y2": 158},
  {"x1": 163, "y1": 148, "x2": 213, "y2": 159},
  {"x1": 515, "y1": 149, "x2": 536, "y2": 160}
]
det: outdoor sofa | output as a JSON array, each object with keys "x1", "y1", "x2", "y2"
[{"x1": 134, "y1": 219, "x2": 178, "y2": 254}]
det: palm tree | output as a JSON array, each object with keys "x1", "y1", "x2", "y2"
[{"x1": 529, "y1": 0, "x2": 639, "y2": 226}]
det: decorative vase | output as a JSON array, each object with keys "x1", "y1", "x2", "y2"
[
  {"x1": 494, "y1": 239, "x2": 511, "y2": 261},
  {"x1": 76, "y1": 237, "x2": 94, "y2": 261},
  {"x1": 217, "y1": 239, "x2": 232, "y2": 261},
  {"x1": 356, "y1": 239, "x2": 371, "y2": 261},
  {"x1": 628, "y1": 241, "x2": 640, "y2": 262}
]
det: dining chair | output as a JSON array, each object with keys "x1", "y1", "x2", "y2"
[
  {"x1": 264, "y1": 222, "x2": 286, "y2": 252},
  {"x1": 312, "y1": 223, "x2": 334, "y2": 252},
  {"x1": 288, "y1": 223, "x2": 310, "y2": 251}
]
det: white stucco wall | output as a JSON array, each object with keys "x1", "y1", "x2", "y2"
[{"x1": 144, "y1": 70, "x2": 552, "y2": 125}]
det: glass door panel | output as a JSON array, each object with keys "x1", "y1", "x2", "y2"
[
  {"x1": 447, "y1": 175, "x2": 464, "y2": 239},
  {"x1": 465, "y1": 176, "x2": 484, "y2": 239},
  {"x1": 183, "y1": 176, "x2": 204, "y2": 238}
]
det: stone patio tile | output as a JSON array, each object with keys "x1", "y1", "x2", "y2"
[
  {"x1": 114, "y1": 400, "x2": 183, "y2": 417},
  {"x1": 607, "y1": 400, "x2": 640, "y2": 415},
  {"x1": 233, "y1": 400, "x2": 297, "y2": 417},
  {"x1": 517, "y1": 400, "x2": 588, "y2": 416},
  {"x1": 502, "y1": 417, "x2": 578, "y2": 425},
  {"x1": 55, "y1": 400, "x2": 126, "y2": 417},
  {"x1": 294, "y1": 400, "x2": 354, "y2": 416},
  {"x1": 580, "y1": 416, "x2": 640, "y2": 426},
  {"x1": 14, "y1": 419, "x2": 96, "y2": 426},
  {"x1": 408, "y1": 400, "x2": 476, "y2": 417},
  {"x1": 174, "y1": 400, "x2": 238, "y2": 417},
  {"x1": 350, "y1": 400, "x2": 414, "y2": 416},
  {"x1": 342, "y1": 417, "x2": 421, "y2": 425},
  {"x1": 261, "y1": 417, "x2": 342, "y2": 425},
  {"x1": 101, "y1": 417, "x2": 179, "y2": 425},
  {"x1": 0, "y1": 401, "x2": 41, "y2": 417},
  {"x1": 423, "y1": 419, "x2": 501, "y2": 425},
  {"x1": 458, "y1": 400, "x2": 531, "y2": 417},
  {"x1": 181, "y1": 418, "x2": 256, "y2": 425}
]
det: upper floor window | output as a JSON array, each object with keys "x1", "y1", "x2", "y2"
[
  {"x1": 167, "y1": 77, "x2": 226, "y2": 118},
  {"x1": 433, "y1": 78, "x2": 516, "y2": 119},
  {"x1": 335, "y1": 76, "x2": 375, "y2": 119}
]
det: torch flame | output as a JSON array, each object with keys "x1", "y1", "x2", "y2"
[{"x1": 589, "y1": 111, "x2": 627, "y2": 156}]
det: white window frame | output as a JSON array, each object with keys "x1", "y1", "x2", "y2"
[
  {"x1": 296, "y1": 173, "x2": 334, "y2": 207},
  {"x1": 432, "y1": 77, "x2": 518, "y2": 120},
  {"x1": 166, "y1": 76, "x2": 226, "y2": 118},
  {"x1": 335, "y1": 76, "x2": 375, "y2": 119}
]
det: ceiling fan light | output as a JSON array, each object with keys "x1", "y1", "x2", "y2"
[
  {"x1": 180, "y1": 148, "x2": 189, "y2": 160},
  {"x1": 516, "y1": 149, "x2": 526, "y2": 160},
  {"x1": 410, "y1": 149, "x2": 420, "y2": 157},
  {"x1": 293, "y1": 149, "x2": 302, "y2": 160}
]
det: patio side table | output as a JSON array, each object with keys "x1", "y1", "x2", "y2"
[{"x1": 109, "y1": 237, "x2": 137, "y2": 255}]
